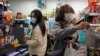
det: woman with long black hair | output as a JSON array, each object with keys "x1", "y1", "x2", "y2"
[{"x1": 26, "y1": 9, "x2": 49, "y2": 56}]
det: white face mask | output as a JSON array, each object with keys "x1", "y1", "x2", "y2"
[
  {"x1": 64, "y1": 13, "x2": 77, "y2": 24},
  {"x1": 31, "y1": 18, "x2": 37, "y2": 23}
]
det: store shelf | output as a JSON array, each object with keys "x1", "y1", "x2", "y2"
[
  {"x1": 90, "y1": 24, "x2": 100, "y2": 26},
  {"x1": 0, "y1": 44, "x2": 28, "y2": 56},
  {"x1": 22, "y1": 51, "x2": 29, "y2": 56},
  {"x1": 96, "y1": 2, "x2": 100, "y2": 5},
  {"x1": 13, "y1": 19, "x2": 26, "y2": 21},
  {"x1": 0, "y1": 2, "x2": 9, "y2": 6},
  {"x1": 0, "y1": 2, "x2": 3, "y2": 5},
  {"x1": 8, "y1": 51, "x2": 20, "y2": 56},
  {"x1": 89, "y1": 13, "x2": 100, "y2": 16}
]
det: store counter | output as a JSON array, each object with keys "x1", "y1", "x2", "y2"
[{"x1": 0, "y1": 44, "x2": 29, "y2": 56}]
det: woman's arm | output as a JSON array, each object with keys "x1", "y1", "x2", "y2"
[{"x1": 54, "y1": 22, "x2": 77, "y2": 40}]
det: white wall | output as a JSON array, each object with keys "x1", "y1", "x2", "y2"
[
  {"x1": 65, "y1": 0, "x2": 88, "y2": 13},
  {"x1": 9, "y1": 0, "x2": 37, "y2": 15},
  {"x1": 9, "y1": 0, "x2": 88, "y2": 15}
]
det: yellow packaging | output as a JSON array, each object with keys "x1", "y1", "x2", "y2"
[{"x1": 13, "y1": 39, "x2": 19, "y2": 47}]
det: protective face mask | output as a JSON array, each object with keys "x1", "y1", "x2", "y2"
[
  {"x1": 31, "y1": 17, "x2": 37, "y2": 23},
  {"x1": 64, "y1": 13, "x2": 76, "y2": 24}
]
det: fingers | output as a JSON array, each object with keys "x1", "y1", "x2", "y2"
[
  {"x1": 82, "y1": 22, "x2": 90, "y2": 29},
  {"x1": 75, "y1": 22, "x2": 90, "y2": 30}
]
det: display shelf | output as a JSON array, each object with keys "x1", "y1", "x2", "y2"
[
  {"x1": 19, "y1": 48, "x2": 27, "y2": 52},
  {"x1": 13, "y1": 19, "x2": 26, "y2": 21},
  {"x1": 7, "y1": 51, "x2": 20, "y2": 56},
  {"x1": 96, "y1": 2, "x2": 100, "y2": 5},
  {"x1": 89, "y1": 13, "x2": 100, "y2": 16},
  {"x1": 0, "y1": 44, "x2": 16, "y2": 56},
  {"x1": 0, "y1": 2, "x2": 3, "y2": 5},
  {"x1": 22, "y1": 51, "x2": 29, "y2": 56},
  {"x1": 0, "y1": 2, "x2": 10, "y2": 7},
  {"x1": 0, "y1": 44, "x2": 28, "y2": 56},
  {"x1": 90, "y1": 24, "x2": 100, "y2": 26}
]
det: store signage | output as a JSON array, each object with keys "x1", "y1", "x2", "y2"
[
  {"x1": 89, "y1": 0, "x2": 99, "y2": 3},
  {"x1": 88, "y1": 0, "x2": 100, "y2": 5}
]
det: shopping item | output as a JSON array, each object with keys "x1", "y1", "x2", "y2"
[
  {"x1": 0, "y1": 38, "x2": 5, "y2": 46},
  {"x1": 7, "y1": 35, "x2": 15, "y2": 44},
  {"x1": 78, "y1": 30, "x2": 86, "y2": 45},
  {"x1": 0, "y1": 28, "x2": 3, "y2": 36},
  {"x1": 13, "y1": 38, "x2": 19, "y2": 47},
  {"x1": 4, "y1": 11, "x2": 12, "y2": 22},
  {"x1": 64, "y1": 43, "x2": 79, "y2": 56}
]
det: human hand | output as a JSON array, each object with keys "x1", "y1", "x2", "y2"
[
  {"x1": 24, "y1": 37, "x2": 31, "y2": 43},
  {"x1": 74, "y1": 22, "x2": 90, "y2": 30}
]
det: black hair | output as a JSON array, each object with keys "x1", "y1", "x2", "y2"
[
  {"x1": 43, "y1": 16, "x2": 48, "y2": 21},
  {"x1": 30, "y1": 9, "x2": 46, "y2": 36}
]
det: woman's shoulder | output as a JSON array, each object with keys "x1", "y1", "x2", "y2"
[
  {"x1": 34, "y1": 21, "x2": 48, "y2": 30},
  {"x1": 33, "y1": 25, "x2": 40, "y2": 32}
]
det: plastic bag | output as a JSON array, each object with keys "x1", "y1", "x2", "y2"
[{"x1": 64, "y1": 43, "x2": 79, "y2": 56}]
